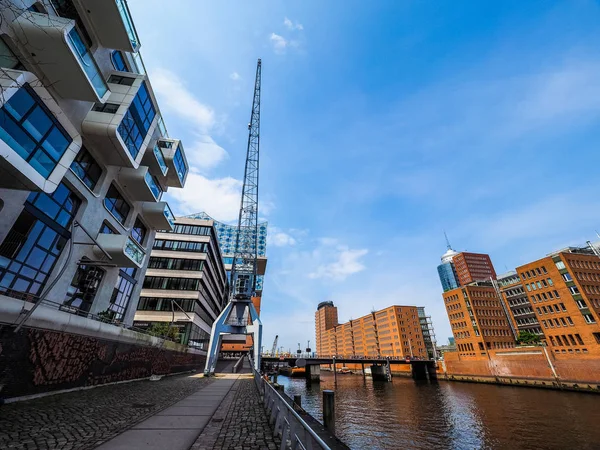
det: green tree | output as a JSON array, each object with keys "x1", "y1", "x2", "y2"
[
  {"x1": 517, "y1": 331, "x2": 541, "y2": 345},
  {"x1": 147, "y1": 322, "x2": 180, "y2": 342}
]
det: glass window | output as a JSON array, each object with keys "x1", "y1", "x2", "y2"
[
  {"x1": 152, "y1": 239, "x2": 207, "y2": 253},
  {"x1": 0, "y1": 84, "x2": 72, "y2": 178},
  {"x1": 0, "y1": 37, "x2": 24, "y2": 70},
  {"x1": 99, "y1": 221, "x2": 116, "y2": 234},
  {"x1": 63, "y1": 264, "x2": 104, "y2": 314},
  {"x1": 92, "y1": 103, "x2": 119, "y2": 114},
  {"x1": 562, "y1": 273, "x2": 573, "y2": 282},
  {"x1": 108, "y1": 268, "x2": 136, "y2": 321},
  {"x1": 117, "y1": 82, "x2": 155, "y2": 159},
  {"x1": 131, "y1": 217, "x2": 146, "y2": 245},
  {"x1": 70, "y1": 146, "x2": 101, "y2": 189},
  {"x1": 555, "y1": 261, "x2": 566, "y2": 270},
  {"x1": 173, "y1": 145, "x2": 187, "y2": 182},
  {"x1": 0, "y1": 183, "x2": 79, "y2": 299},
  {"x1": 111, "y1": 50, "x2": 129, "y2": 72},
  {"x1": 144, "y1": 171, "x2": 162, "y2": 200},
  {"x1": 142, "y1": 276, "x2": 200, "y2": 291},
  {"x1": 108, "y1": 74, "x2": 135, "y2": 86},
  {"x1": 104, "y1": 184, "x2": 130, "y2": 225}
]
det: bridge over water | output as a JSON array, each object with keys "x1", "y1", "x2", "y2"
[{"x1": 261, "y1": 356, "x2": 438, "y2": 382}]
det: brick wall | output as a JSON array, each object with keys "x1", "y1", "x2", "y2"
[
  {"x1": 443, "y1": 348, "x2": 600, "y2": 387},
  {"x1": 0, "y1": 325, "x2": 206, "y2": 400}
]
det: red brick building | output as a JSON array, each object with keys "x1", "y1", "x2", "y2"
[{"x1": 453, "y1": 252, "x2": 497, "y2": 285}]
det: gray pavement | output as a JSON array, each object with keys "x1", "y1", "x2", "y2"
[{"x1": 96, "y1": 377, "x2": 238, "y2": 450}]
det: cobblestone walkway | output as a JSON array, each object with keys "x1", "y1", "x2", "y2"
[
  {"x1": 0, "y1": 374, "x2": 211, "y2": 450},
  {"x1": 191, "y1": 377, "x2": 280, "y2": 450}
]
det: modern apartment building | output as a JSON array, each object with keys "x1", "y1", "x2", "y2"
[
  {"x1": 315, "y1": 303, "x2": 432, "y2": 359},
  {"x1": 443, "y1": 283, "x2": 516, "y2": 358},
  {"x1": 515, "y1": 246, "x2": 600, "y2": 355},
  {"x1": 417, "y1": 306, "x2": 438, "y2": 359},
  {"x1": 133, "y1": 217, "x2": 228, "y2": 349},
  {"x1": 182, "y1": 212, "x2": 268, "y2": 353},
  {"x1": 0, "y1": 1, "x2": 187, "y2": 327}
]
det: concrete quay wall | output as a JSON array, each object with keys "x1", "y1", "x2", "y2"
[{"x1": 441, "y1": 348, "x2": 600, "y2": 393}]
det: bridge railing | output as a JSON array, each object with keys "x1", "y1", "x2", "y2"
[{"x1": 250, "y1": 356, "x2": 331, "y2": 450}]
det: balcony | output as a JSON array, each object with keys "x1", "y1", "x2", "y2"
[
  {"x1": 116, "y1": 166, "x2": 163, "y2": 202},
  {"x1": 159, "y1": 139, "x2": 188, "y2": 188},
  {"x1": 12, "y1": 11, "x2": 110, "y2": 103},
  {"x1": 79, "y1": 0, "x2": 140, "y2": 52},
  {"x1": 82, "y1": 75, "x2": 157, "y2": 168},
  {"x1": 93, "y1": 234, "x2": 145, "y2": 268},
  {"x1": 0, "y1": 69, "x2": 82, "y2": 192},
  {"x1": 141, "y1": 142, "x2": 171, "y2": 183},
  {"x1": 141, "y1": 202, "x2": 175, "y2": 231}
]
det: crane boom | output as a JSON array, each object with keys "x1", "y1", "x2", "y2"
[
  {"x1": 271, "y1": 335, "x2": 279, "y2": 355},
  {"x1": 204, "y1": 59, "x2": 263, "y2": 375}
]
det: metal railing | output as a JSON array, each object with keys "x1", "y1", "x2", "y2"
[{"x1": 250, "y1": 359, "x2": 330, "y2": 450}]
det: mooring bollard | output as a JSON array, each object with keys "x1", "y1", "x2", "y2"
[
  {"x1": 293, "y1": 394, "x2": 302, "y2": 411},
  {"x1": 323, "y1": 390, "x2": 335, "y2": 434}
]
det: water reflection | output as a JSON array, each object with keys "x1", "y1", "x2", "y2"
[{"x1": 278, "y1": 373, "x2": 600, "y2": 449}]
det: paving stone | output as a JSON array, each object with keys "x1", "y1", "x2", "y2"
[{"x1": 0, "y1": 374, "x2": 211, "y2": 450}]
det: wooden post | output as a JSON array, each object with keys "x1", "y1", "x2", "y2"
[
  {"x1": 323, "y1": 390, "x2": 335, "y2": 434},
  {"x1": 333, "y1": 357, "x2": 337, "y2": 383},
  {"x1": 293, "y1": 394, "x2": 302, "y2": 411},
  {"x1": 362, "y1": 363, "x2": 366, "y2": 380}
]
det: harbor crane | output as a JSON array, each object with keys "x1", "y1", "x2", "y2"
[
  {"x1": 271, "y1": 335, "x2": 279, "y2": 356},
  {"x1": 204, "y1": 59, "x2": 263, "y2": 374}
]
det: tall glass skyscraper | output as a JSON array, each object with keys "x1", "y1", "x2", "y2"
[{"x1": 437, "y1": 246, "x2": 459, "y2": 292}]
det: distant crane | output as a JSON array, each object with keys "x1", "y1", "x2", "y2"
[
  {"x1": 204, "y1": 59, "x2": 263, "y2": 374},
  {"x1": 271, "y1": 335, "x2": 279, "y2": 356}
]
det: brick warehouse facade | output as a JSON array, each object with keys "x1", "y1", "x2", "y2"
[
  {"x1": 515, "y1": 247, "x2": 600, "y2": 355},
  {"x1": 443, "y1": 284, "x2": 516, "y2": 358},
  {"x1": 315, "y1": 303, "x2": 432, "y2": 359},
  {"x1": 439, "y1": 242, "x2": 600, "y2": 391}
]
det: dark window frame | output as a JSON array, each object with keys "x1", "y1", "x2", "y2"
[
  {"x1": 70, "y1": 146, "x2": 102, "y2": 190},
  {"x1": 104, "y1": 183, "x2": 131, "y2": 225}
]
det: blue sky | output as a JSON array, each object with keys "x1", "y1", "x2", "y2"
[{"x1": 129, "y1": 0, "x2": 600, "y2": 351}]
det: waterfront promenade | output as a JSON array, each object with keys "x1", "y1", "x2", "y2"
[{"x1": 0, "y1": 371, "x2": 280, "y2": 450}]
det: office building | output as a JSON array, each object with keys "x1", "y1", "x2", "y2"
[
  {"x1": 133, "y1": 217, "x2": 228, "y2": 348},
  {"x1": 443, "y1": 283, "x2": 516, "y2": 357},
  {"x1": 0, "y1": 0, "x2": 187, "y2": 326},
  {"x1": 315, "y1": 301, "x2": 338, "y2": 356},
  {"x1": 315, "y1": 303, "x2": 431, "y2": 359},
  {"x1": 437, "y1": 245, "x2": 460, "y2": 292},
  {"x1": 497, "y1": 271, "x2": 544, "y2": 337},
  {"x1": 514, "y1": 245, "x2": 600, "y2": 355},
  {"x1": 183, "y1": 212, "x2": 268, "y2": 352},
  {"x1": 453, "y1": 252, "x2": 497, "y2": 285}
]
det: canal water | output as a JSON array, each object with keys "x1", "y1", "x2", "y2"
[{"x1": 278, "y1": 373, "x2": 600, "y2": 449}]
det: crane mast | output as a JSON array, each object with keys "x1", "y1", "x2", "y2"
[
  {"x1": 271, "y1": 335, "x2": 279, "y2": 356},
  {"x1": 204, "y1": 59, "x2": 263, "y2": 374}
]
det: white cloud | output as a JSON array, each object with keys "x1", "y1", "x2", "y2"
[
  {"x1": 270, "y1": 33, "x2": 288, "y2": 54},
  {"x1": 167, "y1": 174, "x2": 242, "y2": 222},
  {"x1": 309, "y1": 246, "x2": 368, "y2": 281},
  {"x1": 185, "y1": 135, "x2": 228, "y2": 171},
  {"x1": 150, "y1": 68, "x2": 216, "y2": 132},
  {"x1": 284, "y1": 17, "x2": 303, "y2": 31},
  {"x1": 270, "y1": 232, "x2": 297, "y2": 247},
  {"x1": 229, "y1": 72, "x2": 241, "y2": 81}
]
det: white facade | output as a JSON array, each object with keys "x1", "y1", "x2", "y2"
[{"x1": 0, "y1": 0, "x2": 188, "y2": 327}]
